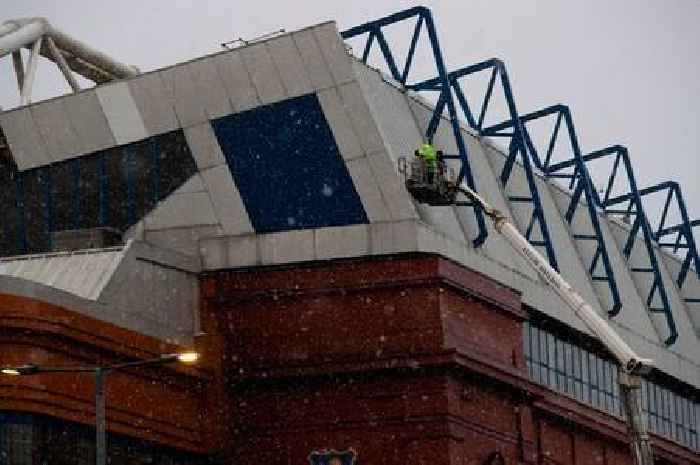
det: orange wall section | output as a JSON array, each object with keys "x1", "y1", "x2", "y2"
[{"x1": 0, "y1": 292, "x2": 217, "y2": 454}]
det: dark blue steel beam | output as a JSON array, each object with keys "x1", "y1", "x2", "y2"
[
  {"x1": 489, "y1": 104, "x2": 622, "y2": 317},
  {"x1": 342, "y1": 6, "x2": 488, "y2": 246},
  {"x1": 581, "y1": 146, "x2": 678, "y2": 345},
  {"x1": 345, "y1": 7, "x2": 696, "y2": 345},
  {"x1": 438, "y1": 58, "x2": 558, "y2": 270},
  {"x1": 634, "y1": 182, "x2": 700, "y2": 291},
  {"x1": 544, "y1": 135, "x2": 680, "y2": 344}
]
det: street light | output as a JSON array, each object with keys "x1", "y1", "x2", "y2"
[{"x1": 1, "y1": 351, "x2": 199, "y2": 465}]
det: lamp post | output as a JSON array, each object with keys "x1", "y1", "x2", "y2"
[{"x1": 1, "y1": 351, "x2": 199, "y2": 465}]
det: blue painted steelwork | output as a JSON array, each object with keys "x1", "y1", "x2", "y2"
[
  {"x1": 43, "y1": 169, "x2": 53, "y2": 251},
  {"x1": 150, "y1": 138, "x2": 161, "y2": 206},
  {"x1": 607, "y1": 181, "x2": 700, "y2": 299},
  {"x1": 643, "y1": 184, "x2": 700, "y2": 292},
  {"x1": 443, "y1": 59, "x2": 559, "y2": 269},
  {"x1": 124, "y1": 146, "x2": 136, "y2": 226},
  {"x1": 71, "y1": 158, "x2": 81, "y2": 229},
  {"x1": 546, "y1": 145, "x2": 677, "y2": 345},
  {"x1": 342, "y1": 6, "x2": 489, "y2": 247},
  {"x1": 345, "y1": 7, "x2": 700, "y2": 345},
  {"x1": 484, "y1": 104, "x2": 622, "y2": 317},
  {"x1": 98, "y1": 153, "x2": 108, "y2": 227}
]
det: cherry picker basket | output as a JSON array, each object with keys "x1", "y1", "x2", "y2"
[{"x1": 398, "y1": 155, "x2": 457, "y2": 206}]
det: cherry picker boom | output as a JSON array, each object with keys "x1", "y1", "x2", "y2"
[{"x1": 400, "y1": 156, "x2": 654, "y2": 465}]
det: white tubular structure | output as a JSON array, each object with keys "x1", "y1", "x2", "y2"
[
  {"x1": 459, "y1": 185, "x2": 653, "y2": 374},
  {"x1": 456, "y1": 184, "x2": 654, "y2": 465},
  {"x1": 497, "y1": 219, "x2": 655, "y2": 372},
  {"x1": 0, "y1": 17, "x2": 139, "y2": 106}
]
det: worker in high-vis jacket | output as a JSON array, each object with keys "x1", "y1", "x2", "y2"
[{"x1": 415, "y1": 142, "x2": 438, "y2": 183}]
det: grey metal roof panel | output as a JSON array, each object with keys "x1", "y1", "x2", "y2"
[{"x1": 0, "y1": 245, "x2": 127, "y2": 301}]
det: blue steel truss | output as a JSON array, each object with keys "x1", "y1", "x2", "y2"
[
  {"x1": 342, "y1": 6, "x2": 489, "y2": 247},
  {"x1": 413, "y1": 59, "x2": 559, "y2": 270},
  {"x1": 483, "y1": 104, "x2": 622, "y2": 317},
  {"x1": 548, "y1": 145, "x2": 678, "y2": 345},
  {"x1": 345, "y1": 6, "x2": 700, "y2": 345},
  {"x1": 642, "y1": 183, "x2": 700, "y2": 294}
]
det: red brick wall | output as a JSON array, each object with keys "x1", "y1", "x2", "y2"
[
  {"x1": 3, "y1": 253, "x2": 697, "y2": 464},
  {"x1": 0, "y1": 294, "x2": 214, "y2": 453},
  {"x1": 202, "y1": 254, "x2": 700, "y2": 465}
]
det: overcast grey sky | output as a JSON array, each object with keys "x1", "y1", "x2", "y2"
[{"x1": 2, "y1": 0, "x2": 699, "y2": 222}]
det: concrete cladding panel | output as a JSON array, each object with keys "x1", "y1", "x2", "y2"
[
  {"x1": 128, "y1": 72, "x2": 180, "y2": 136},
  {"x1": 96, "y1": 82, "x2": 149, "y2": 145},
  {"x1": 199, "y1": 164, "x2": 254, "y2": 236},
  {"x1": 239, "y1": 42, "x2": 287, "y2": 105},
  {"x1": 353, "y1": 63, "x2": 423, "y2": 162},
  {"x1": 0, "y1": 106, "x2": 52, "y2": 169},
  {"x1": 266, "y1": 35, "x2": 314, "y2": 98},
  {"x1": 30, "y1": 97, "x2": 83, "y2": 162},
  {"x1": 292, "y1": 28, "x2": 335, "y2": 90},
  {"x1": 160, "y1": 56, "x2": 233, "y2": 127},
  {"x1": 98, "y1": 242, "x2": 197, "y2": 342},
  {"x1": 63, "y1": 90, "x2": 116, "y2": 155}
]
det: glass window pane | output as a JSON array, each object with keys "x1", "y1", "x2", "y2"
[
  {"x1": 21, "y1": 170, "x2": 50, "y2": 254},
  {"x1": 581, "y1": 350, "x2": 590, "y2": 403},
  {"x1": 51, "y1": 159, "x2": 77, "y2": 233},
  {"x1": 104, "y1": 147, "x2": 129, "y2": 232},
  {"x1": 531, "y1": 325, "x2": 541, "y2": 383},
  {"x1": 539, "y1": 328, "x2": 548, "y2": 384},
  {"x1": 157, "y1": 130, "x2": 197, "y2": 201},
  {"x1": 78, "y1": 154, "x2": 102, "y2": 230},
  {"x1": 564, "y1": 341, "x2": 574, "y2": 395},
  {"x1": 523, "y1": 321, "x2": 531, "y2": 360},
  {"x1": 547, "y1": 332, "x2": 556, "y2": 388}
]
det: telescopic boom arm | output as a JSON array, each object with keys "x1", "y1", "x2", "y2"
[{"x1": 457, "y1": 184, "x2": 654, "y2": 465}]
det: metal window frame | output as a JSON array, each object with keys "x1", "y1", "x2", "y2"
[{"x1": 523, "y1": 321, "x2": 699, "y2": 450}]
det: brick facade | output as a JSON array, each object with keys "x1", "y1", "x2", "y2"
[
  {"x1": 1, "y1": 253, "x2": 698, "y2": 464},
  {"x1": 200, "y1": 254, "x2": 699, "y2": 465}
]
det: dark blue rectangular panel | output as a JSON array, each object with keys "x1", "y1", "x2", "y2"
[{"x1": 211, "y1": 93, "x2": 368, "y2": 233}]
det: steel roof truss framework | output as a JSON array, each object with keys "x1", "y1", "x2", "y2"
[
  {"x1": 483, "y1": 103, "x2": 621, "y2": 314},
  {"x1": 548, "y1": 145, "x2": 678, "y2": 345},
  {"x1": 607, "y1": 178, "x2": 700, "y2": 298},
  {"x1": 342, "y1": 7, "x2": 489, "y2": 247},
  {"x1": 345, "y1": 6, "x2": 698, "y2": 345},
  {"x1": 448, "y1": 59, "x2": 559, "y2": 271}
]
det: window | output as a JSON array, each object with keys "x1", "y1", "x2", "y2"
[
  {"x1": 0, "y1": 130, "x2": 197, "y2": 257},
  {"x1": 523, "y1": 320, "x2": 699, "y2": 452},
  {"x1": 0, "y1": 411, "x2": 209, "y2": 465}
]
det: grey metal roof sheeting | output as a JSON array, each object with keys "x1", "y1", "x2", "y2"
[{"x1": 0, "y1": 245, "x2": 126, "y2": 301}]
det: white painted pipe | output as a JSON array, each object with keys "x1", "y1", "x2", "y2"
[
  {"x1": 20, "y1": 36, "x2": 42, "y2": 106},
  {"x1": 0, "y1": 17, "x2": 138, "y2": 82},
  {"x1": 0, "y1": 18, "x2": 48, "y2": 59},
  {"x1": 458, "y1": 184, "x2": 654, "y2": 375},
  {"x1": 48, "y1": 27, "x2": 138, "y2": 79}
]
